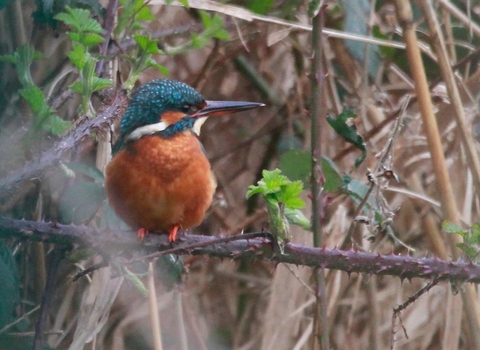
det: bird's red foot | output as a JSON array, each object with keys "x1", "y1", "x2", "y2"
[
  {"x1": 168, "y1": 226, "x2": 179, "y2": 242},
  {"x1": 137, "y1": 228, "x2": 148, "y2": 240}
]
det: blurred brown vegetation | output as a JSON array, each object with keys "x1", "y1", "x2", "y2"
[{"x1": 2, "y1": 0, "x2": 480, "y2": 349}]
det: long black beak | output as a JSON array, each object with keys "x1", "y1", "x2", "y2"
[{"x1": 196, "y1": 100, "x2": 265, "y2": 117}]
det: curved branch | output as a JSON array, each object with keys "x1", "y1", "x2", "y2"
[
  {"x1": 0, "y1": 92, "x2": 128, "y2": 196},
  {"x1": 1, "y1": 217, "x2": 479, "y2": 284}
]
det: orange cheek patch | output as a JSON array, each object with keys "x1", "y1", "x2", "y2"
[{"x1": 161, "y1": 111, "x2": 186, "y2": 125}]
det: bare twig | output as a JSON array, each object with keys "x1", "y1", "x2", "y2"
[
  {"x1": 96, "y1": 0, "x2": 119, "y2": 75},
  {"x1": 390, "y1": 279, "x2": 439, "y2": 349}
]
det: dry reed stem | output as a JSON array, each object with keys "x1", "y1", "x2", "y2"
[
  {"x1": 441, "y1": 7, "x2": 456, "y2": 62},
  {"x1": 148, "y1": 262, "x2": 164, "y2": 350},
  {"x1": 420, "y1": 0, "x2": 480, "y2": 206},
  {"x1": 395, "y1": 0, "x2": 477, "y2": 348},
  {"x1": 394, "y1": 0, "x2": 459, "y2": 230},
  {"x1": 419, "y1": 1, "x2": 480, "y2": 346},
  {"x1": 438, "y1": 0, "x2": 480, "y2": 38}
]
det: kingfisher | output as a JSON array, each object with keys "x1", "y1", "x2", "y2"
[{"x1": 105, "y1": 79, "x2": 264, "y2": 242}]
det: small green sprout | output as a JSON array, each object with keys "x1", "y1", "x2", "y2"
[{"x1": 247, "y1": 169, "x2": 311, "y2": 252}]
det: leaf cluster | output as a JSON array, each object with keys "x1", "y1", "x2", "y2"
[
  {"x1": 443, "y1": 222, "x2": 480, "y2": 261},
  {"x1": 113, "y1": 0, "x2": 169, "y2": 89},
  {"x1": 247, "y1": 169, "x2": 306, "y2": 210},
  {"x1": 0, "y1": 45, "x2": 71, "y2": 135},
  {"x1": 115, "y1": 0, "x2": 156, "y2": 37},
  {"x1": 327, "y1": 109, "x2": 366, "y2": 168},
  {"x1": 166, "y1": 11, "x2": 230, "y2": 55},
  {"x1": 247, "y1": 169, "x2": 310, "y2": 246},
  {"x1": 55, "y1": 7, "x2": 111, "y2": 115}
]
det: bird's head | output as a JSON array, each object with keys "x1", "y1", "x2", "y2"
[{"x1": 115, "y1": 79, "x2": 264, "y2": 152}]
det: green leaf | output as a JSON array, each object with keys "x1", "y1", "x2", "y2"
[
  {"x1": 342, "y1": 0, "x2": 381, "y2": 78},
  {"x1": 54, "y1": 11, "x2": 80, "y2": 31},
  {"x1": 80, "y1": 32, "x2": 105, "y2": 47},
  {"x1": 284, "y1": 208, "x2": 311, "y2": 231},
  {"x1": 211, "y1": 14, "x2": 224, "y2": 29},
  {"x1": 19, "y1": 84, "x2": 67, "y2": 135},
  {"x1": 199, "y1": 10, "x2": 212, "y2": 28},
  {"x1": 124, "y1": 267, "x2": 148, "y2": 297},
  {"x1": 247, "y1": 0, "x2": 273, "y2": 15},
  {"x1": 177, "y1": 0, "x2": 189, "y2": 8},
  {"x1": 471, "y1": 223, "x2": 480, "y2": 241},
  {"x1": 456, "y1": 243, "x2": 478, "y2": 259},
  {"x1": 136, "y1": 6, "x2": 155, "y2": 21},
  {"x1": 191, "y1": 33, "x2": 209, "y2": 49},
  {"x1": 0, "y1": 44, "x2": 39, "y2": 86},
  {"x1": 67, "y1": 32, "x2": 81, "y2": 43},
  {"x1": 19, "y1": 85, "x2": 45, "y2": 113},
  {"x1": 67, "y1": 43, "x2": 88, "y2": 69},
  {"x1": 156, "y1": 255, "x2": 184, "y2": 290},
  {"x1": 246, "y1": 185, "x2": 264, "y2": 199},
  {"x1": 279, "y1": 149, "x2": 311, "y2": 185},
  {"x1": 248, "y1": 169, "x2": 291, "y2": 197},
  {"x1": 213, "y1": 29, "x2": 230, "y2": 41},
  {"x1": 134, "y1": 34, "x2": 149, "y2": 51},
  {"x1": 277, "y1": 181, "x2": 305, "y2": 209},
  {"x1": 134, "y1": 34, "x2": 161, "y2": 54},
  {"x1": 0, "y1": 53, "x2": 16, "y2": 64},
  {"x1": 58, "y1": 182, "x2": 106, "y2": 224},
  {"x1": 344, "y1": 179, "x2": 379, "y2": 216},
  {"x1": 55, "y1": 6, "x2": 103, "y2": 34},
  {"x1": 263, "y1": 169, "x2": 290, "y2": 188},
  {"x1": 69, "y1": 81, "x2": 84, "y2": 94},
  {"x1": 284, "y1": 180, "x2": 304, "y2": 199},
  {"x1": 43, "y1": 115, "x2": 71, "y2": 135},
  {"x1": 146, "y1": 60, "x2": 169, "y2": 75},
  {"x1": 327, "y1": 110, "x2": 367, "y2": 168},
  {"x1": 282, "y1": 196, "x2": 305, "y2": 210},
  {"x1": 91, "y1": 77, "x2": 112, "y2": 92},
  {"x1": 442, "y1": 221, "x2": 464, "y2": 235},
  {"x1": 322, "y1": 156, "x2": 343, "y2": 193},
  {"x1": 373, "y1": 25, "x2": 395, "y2": 58}
]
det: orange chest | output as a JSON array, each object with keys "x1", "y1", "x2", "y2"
[
  {"x1": 105, "y1": 133, "x2": 216, "y2": 230},
  {"x1": 120, "y1": 133, "x2": 209, "y2": 182}
]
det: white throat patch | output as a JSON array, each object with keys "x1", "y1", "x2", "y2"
[
  {"x1": 126, "y1": 121, "x2": 168, "y2": 141},
  {"x1": 192, "y1": 117, "x2": 208, "y2": 136}
]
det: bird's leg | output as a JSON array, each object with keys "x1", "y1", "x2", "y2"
[
  {"x1": 168, "y1": 226, "x2": 179, "y2": 242},
  {"x1": 137, "y1": 228, "x2": 148, "y2": 239}
]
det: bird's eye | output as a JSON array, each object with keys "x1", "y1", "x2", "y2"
[{"x1": 182, "y1": 104, "x2": 198, "y2": 115}]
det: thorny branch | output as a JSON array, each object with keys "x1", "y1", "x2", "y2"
[
  {"x1": 0, "y1": 92, "x2": 128, "y2": 197},
  {"x1": 2, "y1": 217, "x2": 480, "y2": 284}
]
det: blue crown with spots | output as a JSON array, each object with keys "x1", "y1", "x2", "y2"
[{"x1": 120, "y1": 79, "x2": 205, "y2": 137}]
